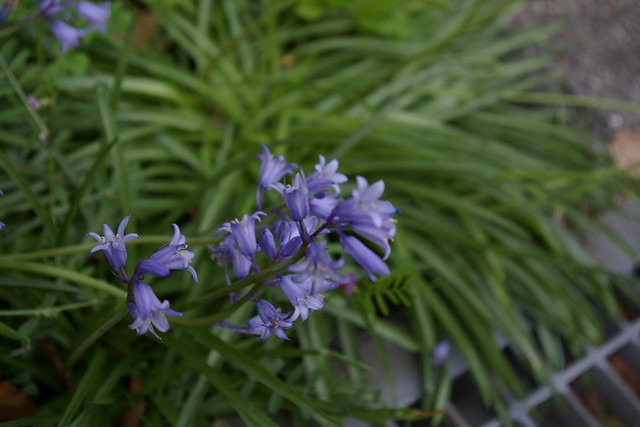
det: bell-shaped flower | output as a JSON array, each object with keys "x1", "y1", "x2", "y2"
[
  {"x1": 272, "y1": 172, "x2": 309, "y2": 222},
  {"x1": 217, "y1": 212, "x2": 265, "y2": 258},
  {"x1": 257, "y1": 144, "x2": 297, "y2": 189},
  {"x1": 76, "y1": 1, "x2": 110, "y2": 32},
  {"x1": 307, "y1": 155, "x2": 347, "y2": 194},
  {"x1": 221, "y1": 300, "x2": 293, "y2": 340},
  {"x1": 135, "y1": 224, "x2": 198, "y2": 283},
  {"x1": 259, "y1": 228, "x2": 277, "y2": 259},
  {"x1": 310, "y1": 192, "x2": 341, "y2": 221},
  {"x1": 338, "y1": 231, "x2": 390, "y2": 281},
  {"x1": 87, "y1": 216, "x2": 139, "y2": 271},
  {"x1": 128, "y1": 282, "x2": 182, "y2": 338},
  {"x1": 277, "y1": 275, "x2": 325, "y2": 322},
  {"x1": 288, "y1": 243, "x2": 345, "y2": 294},
  {"x1": 50, "y1": 20, "x2": 86, "y2": 54},
  {"x1": 39, "y1": 0, "x2": 68, "y2": 16},
  {"x1": 0, "y1": 0, "x2": 17, "y2": 22}
]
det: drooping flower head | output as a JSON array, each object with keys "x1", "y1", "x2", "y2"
[
  {"x1": 217, "y1": 212, "x2": 266, "y2": 258},
  {"x1": 37, "y1": 0, "x2": 111, "y2": 54},
  {"x1": 337, "y1": 231, "x2": 390, "y2": 281},
  {"x1": 49, "y1": 20, "x2": 85, "y2": 54},
  {"x1": 136, "y1": 224, "x2": 198, "y2": 283},
  {"x1": 0, "y1": 0, "x2": 17, "y2": 22},
  {"x1": 256, "y1": 144, "x2": 297, "y2": 208},
  {"x1": 272, "y1": 172, "x2": 310, "y2": 222},
  {"x1": 128, "y1": 282, "x2": 182, "y2": 338},
  {"x1": 220, "y1": 300, "x2": 293, "y2": 340},
  {"x1": 87, "y1": 216, "x2": 138, "y2": 272},
  {"x1": 287, "y1": 242, "x2": 345, "y2": 294},
  {"x1": 76, "y1": 1, "x2": 110, "y2": 32},
  {"x1": 39, "y1": 0, "x2": 69, "y2": 16},
  {"x1": 334, "y1": 176, "x2": 397, "y2": 259},
  {"x1": 257, "y1": 144, "x2": 297, "y2": 189},
  {"x1": 277, "y1": 275, "x2": 324, "y2": 322},
  {"x1": 307, "y1": 155, "x2": 348, "y2": 194}
]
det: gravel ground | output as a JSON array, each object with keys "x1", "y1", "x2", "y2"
[{"x1": 513, "y1": 0, "x2": 640, "y2": 136}]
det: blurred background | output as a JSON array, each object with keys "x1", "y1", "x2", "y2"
[{"x1": 1, "y1": 0, "x2": 640, "y2": 425}]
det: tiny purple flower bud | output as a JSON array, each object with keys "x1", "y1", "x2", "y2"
[
  {"x1": 339, "y1": 272, "x2": 357, "y2": 295},
  {"x1": 259, "y1": 229, "x2": 277, "y2": 259},
  {"x1": 128, "y1": 282, "x2": 182, "y2": 338},
  {"x1": 27, "y1": 95, "x2": 42, "y2": 110},
  {"x1": 432, "y1": 341, "x2": 451, "y2": 365},
  {"x1": 87, "y1": 216, "x2": 138, "y2": 271},
  {"x1": 76, "y1": 1, "x2": 110, "y2": 32}
]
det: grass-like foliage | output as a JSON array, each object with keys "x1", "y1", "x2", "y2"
[{"x1": 1, "y1": 0, "x2": 638, "y2": 425}]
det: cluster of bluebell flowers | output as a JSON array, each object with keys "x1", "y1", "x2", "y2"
[
  {"x1": 87, "y1": 217, "x2": 197, "y2": 337},
  {"x1": 0, "y1": 189, "x2": 4, "y2": 230},
  {"x1": 34, "y1": 0, "x2": 111, "y2": 54},
  {"x1": 214, "y1": 145, "x2": 398, "y2": 340}
]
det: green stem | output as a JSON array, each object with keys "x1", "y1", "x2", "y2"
[
  {"x1": 0, "y1": 236, "x2": 218, "y2": 261},
  {"x1": 179, "y1": 242, "x2": 309, "y2": 310},
  {"x1": 67, "y1": 307, "x2": 129, "y2": 368},
  {"x1": 0, "y1": 260, "x2": 126, "y2": 300},
  {"x1": 174, "y1": 282, "x2": 263, "y2": 327}
]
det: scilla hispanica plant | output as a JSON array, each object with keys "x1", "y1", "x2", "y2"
[
  {"x1": 89, "y1": 146, "x2": 397, "y2": 340},
  {"x1": 4, "y1": 0, "x2": 640, "y2": 425}
]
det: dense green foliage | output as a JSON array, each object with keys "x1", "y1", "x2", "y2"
[{"x1": 1, "y1": 0, "x2": 638, "y2": 425}]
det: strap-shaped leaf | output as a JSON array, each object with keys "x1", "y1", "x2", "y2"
[
  {"x1": 161, "y1": 334, "x2": 278, "y2": 427},
  {"x1": 186, "y1": 328, "x2": 341, "y2": 426}
]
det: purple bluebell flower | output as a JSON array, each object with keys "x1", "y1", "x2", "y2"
[
  {"x1": 257, "y1": 144, "x2": 297, "y2": 189},
  {"x1": 288, "y1": 243, "x2": 344, "y2": 294},
  {"x1": 277, "y1": 275, "x2": 324, "y2": 322},
  {"x1": 0, "y1": 189, "x2": 4, "y2": 230},
  {"x1": 221, "y1": 300, "x2": 293, "y2": 340},
  {"x1": 273, "y1": 172, "x2": 310, "y2": 222},
  {"x1": 87, "y1": 216, "x2": 138, "y2": 271},
  {"x1": 135, "y1": 224, "x2": 198, "y2": 283},
  {"x1": 0, "y1": 0, "x2": 17, "y2": 22},
  {"x1": 307, "y1": 155, "x2": 348, "y2": 194},
  {"x1": 76, "y1": 1, "x2": 110, "y2": 32},
  {"x1": 256, "y1": 144, "x2": 297, "y2": 208},
  {"x1": 217, "y1": 212, "x2": 266, "y2": 258},
  {"x1": 50, "y1": 20, "x2": 85, "y2": 54},
  {"x1": 432, "y1": 341, "x2": 451, "y2": 365},
  {"x1": 259, "y1": 228, "x2": 277, "y2": 259},
  {"x1": 310, "y1": 192, "x2": 341, "y2": 221},
  {"x1": 338, "y1": 231, "x2": 390, "y2": 281},
  {"x1": 211, "y1": 234, "x2": 254, "y2": 280},
  {"x1": 39, "y1": 0, "x2": 69, "y2": 16},
  {"x1": 128, "y1": 282, "x2": 182, "y2": 338},
  {"x1": 333, "y1": 176, "x2": 397, "y2": 259}
]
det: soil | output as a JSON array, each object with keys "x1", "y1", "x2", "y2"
[{"x1": 512, "y1": 0, "x2": 640, "y2": 137}]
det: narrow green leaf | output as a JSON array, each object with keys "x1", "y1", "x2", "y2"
[
  {"x1": 185, "y1": 328, "x2": 341, "y2": 426},
  {"x1": 161, "y1": 334, "x2": 278, "y2": 427}
]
